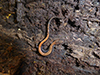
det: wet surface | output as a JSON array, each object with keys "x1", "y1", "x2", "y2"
[{"x1": 0, "y1": 0, "x2": 100, "y2": 75}]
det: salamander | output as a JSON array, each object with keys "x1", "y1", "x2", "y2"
[{"x1": 38, "y1": 16, "x2": 61, "y2": 56}]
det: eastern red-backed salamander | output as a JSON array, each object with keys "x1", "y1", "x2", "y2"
[{"x1": 38, "y1": 16, "x2": 61, "y2": 56}]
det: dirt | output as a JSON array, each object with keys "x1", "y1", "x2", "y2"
[{"x1": 0, "y1": 0, "x2": 100, "y2": 75}]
